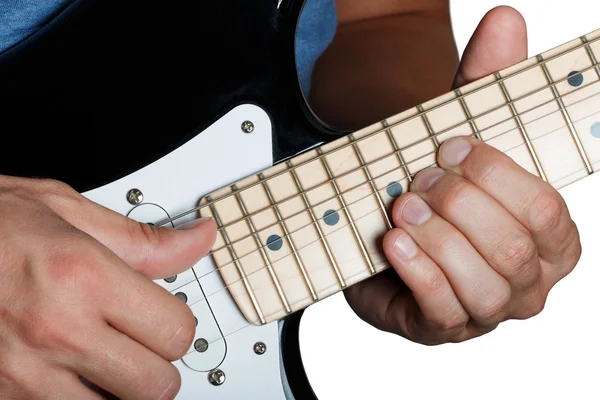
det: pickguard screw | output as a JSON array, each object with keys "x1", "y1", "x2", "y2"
[
  {"x1": 127, "y1": 189, "x2": 144, "y2": 205},
  {"x1": 208, "y1": 369, "x2": 226, "y2": 386},
  {"x1": 241, "y1": 120, "x2": 254, "y2": 134},
  {"x1": 253, "y1": 342, "x2": 267, "y2": 355}
]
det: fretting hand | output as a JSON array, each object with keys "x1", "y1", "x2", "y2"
[{"x1": 343, "y1": 7, "x2": 582, "y2": 345}]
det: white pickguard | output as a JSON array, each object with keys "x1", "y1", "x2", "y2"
[{"x1": 83, "y1": 104, "x2": 291, "y2": 399}]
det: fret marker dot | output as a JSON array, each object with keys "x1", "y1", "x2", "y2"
[
  {"x1": 267, "y1": 235, "x2": 283, "y2": 251},
  {"x1": 568, "y1": 71, "x2": 584, "y2": 87},
  {"x1": 323, "y1": 210, "x2": 340, "y2": 226},
  {"x1": 591, "y1": 122, "x2": 600, "y2": 139},
  {"x1": 386, "y1": 182, "x2": 403, "y2": 198}
]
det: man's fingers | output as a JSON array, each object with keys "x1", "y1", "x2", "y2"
[
  {"x1": 390, "y1": 194, "x2": 511, "y2": 327},
  {"x1": 437, "y1": 137, "x2": 578, "y2": 268},
  {"x1": 93, "y1": 245, "x2": 196, "y2": 362},
  {"x1": 453, "y1": 5, "x2": 528, "y2": 88},
  {"x1": 37, "y1": 178, "x2": 217, "y2": 280},
  {"x1": 0, "y1": 363, "x2": 103, "y2": 400},
  {"x1": 45, "y1": 370, "x2": 106, "y2": 400},
  {"x1": 382, "y1": 228, "x2": 470, "y2": 341},
  {"x1": 412, "y1": 167, "x2": 542, "y2": 290},
  {"x1": 76, "y1": 323, "x2": 182, "y2": 400}
]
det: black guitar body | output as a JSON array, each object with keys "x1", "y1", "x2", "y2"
[{"x1": 0, "y1": 1, "x2": 341, "y2": 398}]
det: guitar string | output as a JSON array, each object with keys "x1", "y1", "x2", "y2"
[
  {"x1": 156, "y1": 36, "x2": 600, "y2": 228},
  {"x1": 165, "y1": 103, "x2": 600, "y2": 344},
  {"x1": 167, "y1": 37, "x2": 600, "y2": 359},
  {"x1": 176, "y1": 80, "x2": 600, "y2": 260},
  {"x1": 174, "y1": 112, "x2": 600, "y2": 317},
  {"x1": 166, "y1": 89, "x2": 600, "y2": 291},
  {"x1": 179, "y1": 155, "x2": 600, "y2": 357},
  {"x1": 171, "y1": 62, "x2": 600, "y2": 250}
]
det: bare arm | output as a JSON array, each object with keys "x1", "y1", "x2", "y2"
[{"x1": 309, "y1": 0, "x2": 459, "y2": 129}]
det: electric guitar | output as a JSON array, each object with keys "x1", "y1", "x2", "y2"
[{"x1": 1, "y1": 1, "x2": 600, "y2": 399}]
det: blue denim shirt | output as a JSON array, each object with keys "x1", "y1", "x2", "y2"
[{"x1": 0, "y1": 0, "x2": 337, "y2": 95}]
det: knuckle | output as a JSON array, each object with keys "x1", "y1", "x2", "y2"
[
  {"x1": 438, "y1": 178, "x2": 472, "y2": 214},
  {"x1": 20, "y1": 307, "x2": 75, "y2": 352},
  {"x1": 558, "y1": 222, "x2": 582, "y2": 270},
  {"x1": 419, "y1": 269, "x2": 446, "y2": 295},
  {"x1": 474, "y1": 158, "x2": 502, "y2": 187},
  {"x1": 549, "y1": 223, "x2": 582, "y2": 282},
  {"x1": 527, "y1": 190, "x2": 564, "y2": 235},
  {"x1": 35, "y1": 179, "x2": 82, "y2": 212},
  {"x1": 129, "y1": 220, "x2": 161, "y2": 246},
  {"x1": 475, "y1": 289, "x2": 511, "y2": 322},
  {"x1": 43, "y1": 245, "x2": 106, "y2": 295},
  {"x1": 436, "y1": 312, "x2": 469, "y2": 333},
  {"x1": 527, "y1": 295, "x2": 547, "y2": 318},
  {"x1": 566, "y1": 232, "x2": 583, "y2": 271},
  {"x1": 494, "y1": 232, "x2": 538, "y2": 279},
  {"x1": 166, "y1": 311, "x2": 197, "y2": 360},
  {"x1": 146, "y1": 365, "x2": 181, "y2": 400},
  {"x1": 514, "y1": 293, "x2": 547, "y2": 319},
  {"x1": 433, "y1": 237, "x2": 460, "y2": 259},
  {"x1": 38, "y1": 179, "x2": 76, "y2": 197},
  {"x1": 124, "y1": 221, "x2": 161, "y2": 267}
]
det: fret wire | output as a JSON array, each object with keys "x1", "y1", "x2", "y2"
[
  {"x1": 348, "y1": 133, "x2": 393, "y2": 230},
  {"x1": 195, "y1": 147, "x2": 600, "y2": 320},
  {"x1": 287, "y1": 160, "x2": 347, "y2": 288},
  {"x1": 183, "y1": 202, "x2": 395, "y2": 346},
  {"x1": 219, "y1": 160, "x2": 428, "y2": 265},
  {"x1": 206, "y1": 81, "x2": 600, "y2": 256},
  {"x1": 187, "y1": 145, "x2": 600, "y2": 345},
  {"x1": 494, "y1": 72, "x2": 548, "y2": 182},
  {"x1": 316, "y1": 148, "x2": 377, "y2": 275},
  {"x1": 209, "y1": 72, "x2": 598, "y2": 237},
  {"x1": 181, "y1": 104, "x2": 600, "y2": 313},
  {"x1": 190, "y1": 146, "x2": 600, "y2": 332},
  {"x1": 205, "y1": 195, "x2": 267, "y2": 325},
  {"x1": 537, "y1": 55, "x2": 593, "y2": 175},
  {"x1": 231, "y1": 185, "x2": 292, "y2": 314},
  {"x1": 186, "y1": 124, "x2": 600, "y2": 328},
  {"x1": 581, "y1": 36, "x2": 600, "y2": 78},
  {"x1": 156, "y1": 57, "x2": 600, "y2": 229},
  {"x1": 416, "y1": 104, "x2": 440, "y2": 149},
  {"x1": 218, "y1": 84, "x2": 600, "y2": 265},
  {"x1": 455, "y1": 88, "x2": 483, "y2": 141},
  {"x1": 258, "y1": 173, "x2": 319, "y2": 301},
  {"x1": 182, "y1": 203, "x2": 395, "y2": 342},
  {"x1": 381, "y1": 119, "x2": 413, "y2": 182}
]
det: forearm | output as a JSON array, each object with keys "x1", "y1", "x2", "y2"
[{"x1": 309, "y1": 2, "x2": 459, "y2": 130}]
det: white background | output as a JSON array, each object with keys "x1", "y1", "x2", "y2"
[{"x1": 299, "y1": 1, "x2": 600, "y2": 399}]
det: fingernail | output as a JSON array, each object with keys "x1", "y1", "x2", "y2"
[
  {"x1": 413, "y1": 168, "x2": 446, "y2": 192},
  {"x1": 393, "y1": 234, "x2": 418, "y2": 259},
  {"x1": 178, "y1": 217, "x2": 213, "y2": 230},
  {"x1": 440, "y1": 138, "x2": 472, "y2": 167},
  {"x1": 402, "y1": 197, "x2": 432, "y2": 226}
]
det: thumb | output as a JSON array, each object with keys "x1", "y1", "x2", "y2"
[
  {"x1": 453, "y1": 6, "x2": 528, "y2": 88},
  {"x1": 47, "y1": 183, "x2": 218, "y2": 280}
]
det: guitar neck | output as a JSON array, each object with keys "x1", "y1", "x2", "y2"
[{"x1": 199, "y1": 27, "x2": 600, "y2": 326}]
